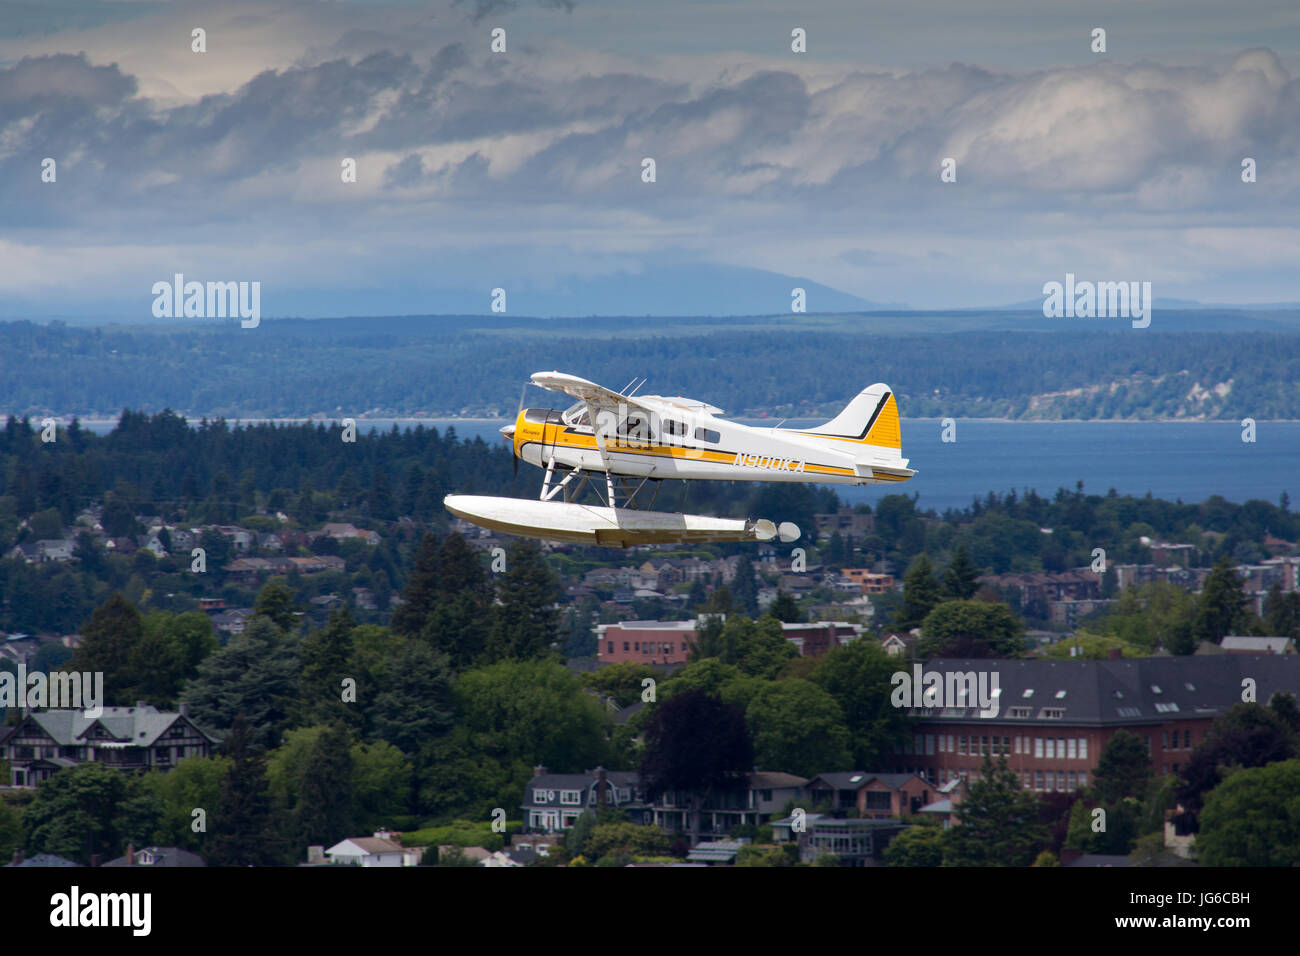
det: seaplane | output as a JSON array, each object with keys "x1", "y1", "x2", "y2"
[{"x1": 443, "y1": 372, "x2": 915, "y2": 547}]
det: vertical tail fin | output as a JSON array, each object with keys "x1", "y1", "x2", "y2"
[{"x1": 805, "y1": 383, "x2": 901, "y2": 449}]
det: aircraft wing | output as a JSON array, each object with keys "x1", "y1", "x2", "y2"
[{"x1": 529, "y1": 371, "x2": 654, "y2": 414}]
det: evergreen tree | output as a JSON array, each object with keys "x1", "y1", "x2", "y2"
[
  {"x1": 370, "y1": 642, "x2": 455, "y2": 754},
  {"x1": 295, "y1": 722, "x2": 356, "y2": 847},
  {"x1": 181, "y1": 617, "x2": 300, "y2": 751},
  {"x1": 69, "y1": 592, "x2": 143, "y2": 704},
  {"x1": 252, "y1": 579, "x2": 302, "y2": 633},
  {"x1": 422, "y1": 533, "x2": 491, "y2": 667},
  {"x1": 943, "y1": 756, "x2": 1049, "y2": 866},
  {"x1": 687, "y1": 577, "x2": 707, "y2": 611},
  {"x1": 897, "y1": 554, "x2": 942, "y2": 630},
  {"x1": 391, "y1": 533, "x2": 439, "y2": 636},
  {"x1": 208, "y1": 716, "x2": 285, "y2": 866},
  {"x1": 941, "y1": 543, "x2": 981, "y2": 600},
  {"x1": 768, "y1": 591, "x2": 802, "y2": 623},
  {"x1": 1090, "y1": 730, "x2": 1152, "y2": 804},
  {"x1": 730, "y1": 554, "x2": 760, "y2": 618},
  {"x1": 298, "y1": 608, "x2": 357, "y2": 728},
  {"x1": 486, "y1": 539, "x2": 560, "y2": 660},
  {"x1": 1193, "y1": 557, "x2": 1249, "y2": 644}
]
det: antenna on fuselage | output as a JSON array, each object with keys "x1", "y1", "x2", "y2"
[{"x1": 628, "y1": 377, "x2": 647, "y2": 397}]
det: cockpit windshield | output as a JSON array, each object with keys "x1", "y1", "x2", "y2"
[{"x1": 563, "y1": 401, "x2": 590, "y2": 428}]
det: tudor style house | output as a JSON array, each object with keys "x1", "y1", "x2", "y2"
[
  {"x1": 0, "y1": 703, "x2": 219, "y2": 787},
  {"x1": 889, "y1": 655, "x2": 1300, "y2": 792}
]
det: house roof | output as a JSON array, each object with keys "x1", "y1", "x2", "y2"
[
  {"x1": 4, "y1": 853, "x2": 83, "y2": 867},
  {"x1": 22, "y1": 706, "x2": 216, "y2": 748},
  {"x1": 327, "y1": 837, "x2": 404, "y2": 856},
  {"x1": 914, "y1": 656, "x2": 1300, "y2": 726},
  {"x1": 103, "y1": 846, "x2": 206, "y2": 867}
]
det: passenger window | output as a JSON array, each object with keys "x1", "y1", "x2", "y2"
[
  {"x1": 694, "y1": 427, "x2": 720, "y2": 443},
  {"x1": 664, "y1": 419, "x2": 687, "y2": 436}
]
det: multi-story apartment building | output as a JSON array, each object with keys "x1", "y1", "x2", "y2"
[{"x1": 889, "y1": 655, "x2": 1300, "y2": 793}]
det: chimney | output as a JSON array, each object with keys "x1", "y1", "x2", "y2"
[
  {"x1": 1106, "y1": 647, "x2": 1122, "y2": 660},
  {"x1": 374, "y1": 829, "x2": 391, "y2": 841},
  {"x1": 90, "y1": 854, "x2": 102, "y2": 868},
  {"x1": 534, "y1": 764, "x2": 547, "y2": 779},
  {"x1": 12, "y1": 848, "x2": 22, "y2": 866},
  {"x1": 127, "y1": 844, "x2": 135, "y2": 866},
  {"x1": 596, "y1": 766, "x2": 609, "y2": 806},
  {"x1": 179, "y1": 703, "x2": 189, "y2": 717}
]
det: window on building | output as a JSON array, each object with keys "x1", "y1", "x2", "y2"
[
  {"x1": 1162, "y1": 731, "x2": 1169, "y2": 749},
  {"x1": 1079, "y1": 738, "x2": 1088, "y2": 760},
  {"x1": 1034, "y1": 771, "x2": 1044, "y2": 790},
  {"x1": 607, "y1": 641, "x2": 614, "y2": 654},
  {"x1": 926, "y1": 735, "x2": 935, "y2": 755},
  {"x1": 1145, "y1": 736, "x2": 1152, "y2": 755},
  {"x1": 1078, "y1": 770, "x2": 1087, "y2": 788},
  {"x1": 1015, "y1": 736, "x2": 1022, "y2": 755},
  {"x1": 1067, "y1": 771, "x2": 1076, "y2": 790},
  {"x1": 1056, "y1": 771, "x2": 1065, "y2": 791},
  {"x1": 1067, "y1": 739, "x2": 1077, "y2": 759},
  {"x1": 1034, "y1": 738, "x2": 1044, "y2": 758},
  {"x1": 1183, "y1": 730, "x2": 1191, "y2": 749},
  {"x1": 1045, "y1": 739, "x2": 1055, "y2": 759},
  {"x1": 623, "y1": 642, "x2": 629, "y2": 651},
  {"x1": 981, "y1": 736, "x2": 988, "y2": 756},
  {"x1": 947, "y1": 735, "x2": 954, "y2": 753},
  {"x1": 958, "y1": 736, "x2": 967, "y2": 756},
  {"x1": 865, "y1": 792, "x2": 892, "y2": 812}
]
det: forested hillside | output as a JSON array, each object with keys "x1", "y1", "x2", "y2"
[{"x1": 1, "y1": 318, "x2": 1298, "y2": 420}]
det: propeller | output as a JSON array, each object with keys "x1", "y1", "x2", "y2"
[{"x1": 500, "y1": 382, "x2": 527, "y2": 478}]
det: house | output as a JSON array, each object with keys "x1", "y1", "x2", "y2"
[
  {"x1": 325, "y1": 830, "x2": 408, "y2": 867},
  {"x1": 840, "y1": 569, "x2": 895, "y2": 594},
  {"x1": 211, "y1": 609, "x2": 252, "y2": 637},
  {"x1": 805, "y1": 772, "x2": 933, "y2": 818},
  {"x1": 770, "y1": 813, "x2": 907, "y2": 866},
  {"x1": 917, "y1": 778, "x2": 966, "y2": 829},
  {"x1": 103, "y1": 846, "x2": 206, "y2": 867},
  {"x1": 814, "y1": 509, "x2": 875, "y2": 538},
  {"x1": 34, "y1": 539, "x2": 76, "y2": 563},
  {"x1": 880, "y1": 632, "x2": 911, "y2": 656},
  {"x1": 214, "y1": 526, "x2": 254, "y2": 551},
  {"x1": 139, "y1": 533, "x2": 168, "y2": 558},
  {"x1": 320, "y1": 522, "x2": 381, "y2": 546},
  {"x1": 781, "y1": 621, "x2": 863, "y2": 657},
  {"x1": 2, "y1": 704, "x2": 218, "y2": 787},
  {"x1": 521, "y1": 766, "x2": 645, "y2": 833},
  {"x1": 649, "y1": 771, "x2": 807, "y2": 835}
]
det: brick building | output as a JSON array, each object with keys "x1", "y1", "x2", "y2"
[{"x1": 889, "y1": 655, "x2": 1300, "y2": 793}]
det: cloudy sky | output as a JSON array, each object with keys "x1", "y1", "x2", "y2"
[{"x1": 3, "y1": 0, "x2": 1300, "y2": 317}]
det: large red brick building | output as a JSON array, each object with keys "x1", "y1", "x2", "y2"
[{"x1": 888, "y1": 655, "x2": 1300, "y2": 793}]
